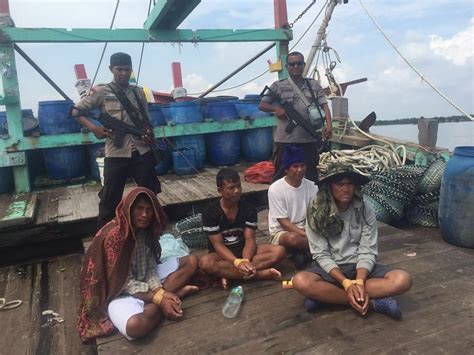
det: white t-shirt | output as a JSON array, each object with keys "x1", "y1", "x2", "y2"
[{"x1": 268, "y1": 177, "x2": 319, "y2": 235}]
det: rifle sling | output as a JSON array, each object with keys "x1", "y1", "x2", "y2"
[{"x1": 107, "y1": 83, "x2": 148, "y2": 130}]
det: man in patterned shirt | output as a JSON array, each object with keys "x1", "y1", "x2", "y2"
[
  {"x1": 77, "y1": 188, "x2": 198, "y2": 342},
  {"x1": 199, "y1": 168, "x2": 286, "y2": 289}
]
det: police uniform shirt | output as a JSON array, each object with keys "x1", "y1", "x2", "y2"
[
  {"x1": 261, "y1": 78, "x2": 328, "y2": 144},
  {"x1": 75, "y1": 82, "x2": 151, "y2": 158}
]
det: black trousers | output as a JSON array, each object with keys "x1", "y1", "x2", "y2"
[
  {"x1": 97, "y1": 150, "x2": 161, "y2": 230},
  {"x1": 272, "y1": 142, "x2": 319, "y2": 184}
]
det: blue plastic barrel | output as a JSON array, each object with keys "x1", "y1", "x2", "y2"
[
  {"x1": 169, "y1": 100, "x2": 205, "y2": 169},
  {"x1": 172, "y1": 148, "x2": 197, "y2": 175},
  {"x1": 0, "y1": 109, "x2": 38, "y2": 136},
  {"x1": 161, "y1": 104, "x2": 172, "y2": 123},
  {"x1": 439, "y1": 146, "x2": 474, "y2": 248},
  {"x1": 173, "y1": 135, "x2": 205, "y2": 169},
  {"x1": 169, "y1": 101, "x2": 203, "y2": 124},
  {"x1": 38, "y1": 100, "x2": 86, "y2": 180},
  {"x1": 236, "y1": 99, "x2": 273, "y2": 161},
  {"x1": 87, "y1": 143, "x2": 105, "y2": 181},
  {"x1": 206, "y1": 101, "x2": 240, "y2": 166},
  {"x1": 148, "y1": 103, "x2": 166, "y2": 127}
]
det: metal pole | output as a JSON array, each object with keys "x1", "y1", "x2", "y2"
[
  {"x1": 14, "y1": 44, "x2": 73, "y2": 101},
  {"x1": 198, "y1": 43, "x2": 275, "y2": 98},
  {"x1": 303, "y1": 0, "x2": 338, "y2": 77}
]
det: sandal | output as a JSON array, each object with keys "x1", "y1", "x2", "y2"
[{"x1": 282, "y1": 278, "x2": 294, "y2": 289}]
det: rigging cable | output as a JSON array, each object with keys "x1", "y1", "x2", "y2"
[
  {"x1": 358, "y1": 0, "x2": 473, "y2": 121},
  {"x1": 187, "y1": 0, "x2": 327, "y2": 96},
  {"x1": 90, "y1": 0, "x2": 121, "y2": 88},
  {"x1": 136, "y1": 0, "x2": 153, "y2": 84}
]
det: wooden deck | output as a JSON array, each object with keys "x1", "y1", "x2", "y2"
[
  {"x1": 0, "y1": 166, "x2": 269, "y2": 248},
  {"x1": 1, "y1": 211, "x2": 473, "y2": 354}
]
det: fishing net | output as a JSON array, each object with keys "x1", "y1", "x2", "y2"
[
  {"x1": 417, "y1": 159, "x2": 447, "y2": 194},
  {"x1": 364, "y1": 195, "x2": 392, "y2": 223},
  {"x1": 174, "y1": 213, "x2": 208, "y2": 249},
  {"x1": 406, "y1": 206, "x2": 439, "y2": 227}
]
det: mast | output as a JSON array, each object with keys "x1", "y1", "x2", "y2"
[{"x1": 303, "y1": 0, "x2": 339, "y2": 77}]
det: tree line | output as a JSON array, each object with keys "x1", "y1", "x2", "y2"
[{"x1": 367, "y1": 115, "x2": 473, "y2": 126}]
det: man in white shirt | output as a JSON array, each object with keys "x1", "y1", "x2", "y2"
[{"x1": 268, "y1": 145, "x2": 318, "y2": 266}]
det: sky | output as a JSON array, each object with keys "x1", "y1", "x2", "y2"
[{"x1": 6, "y1": 0, "x2": 474, "y2": 122}]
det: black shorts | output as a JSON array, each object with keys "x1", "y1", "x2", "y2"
[{"x1": 307, "y1": 263, "x2": 391, "y2": 287}]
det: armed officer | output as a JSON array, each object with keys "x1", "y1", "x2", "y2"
[
  {"x1": 259, "y1": 51, "x2": 333, "y2": 183},
  {"x1": 72, "y1": 52, "x2": 161, "y2": 230}
]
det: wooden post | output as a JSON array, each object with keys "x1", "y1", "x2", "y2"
[
  {"x1": 274, "y1": 0, "x2": 289, "y2": 80},
  {"x1": 418, "y1": 117, "x2": 438, "y2": 148},
  {"x1": 0, "y1": 0, "x2": 30, "y2": 193}
]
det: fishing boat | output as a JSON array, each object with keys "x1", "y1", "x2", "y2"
[{"x1": 0, "y1": 0, "x2": 473, "y2": 353}]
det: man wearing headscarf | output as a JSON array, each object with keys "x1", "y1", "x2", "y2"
[
  {"x1": 292, "y1": 163, "x2": 412, "y2": 319},
  {"x1": 267, "y1": 145, "x2": 318, "y2": 268},
  {"x1": 72, "y1": 52, "x2": 161, "y2": 230},
  {"x1": 77, "y1": 187, "x2": 198, "y2": 342}
]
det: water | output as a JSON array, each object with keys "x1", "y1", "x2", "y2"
[
  {"x1": 222, "y1": 286, "x2": 244, "y2": 319},
  {"x1": 371, "y1": 121, "x2": 474, "y2": 151}
]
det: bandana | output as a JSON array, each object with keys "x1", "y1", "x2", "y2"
[{"x1": 282, "y1": 145, "x2": 305, "y2": 170}]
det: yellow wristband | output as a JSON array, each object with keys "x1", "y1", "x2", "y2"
[
  {"x1": 152, "y1": 288, "x2": 165, "y2": 305},
  {"x1": 233, "y1": 258, "x2": 249, "y2": 268},
  {"x1": 342, "y1": 279, "x2": 353, "y2": 291},
  {"x1": 352, "y1": 279, "x2": 364, "y2": 286}
]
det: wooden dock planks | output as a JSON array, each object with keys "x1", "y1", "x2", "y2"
[{"x1": 1, "y1": 218, "x2": 473, "y2": 354}]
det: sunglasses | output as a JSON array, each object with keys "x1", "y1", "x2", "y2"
[{"x1": 287, "y1": 61, "x2": 305, "y2": 67}]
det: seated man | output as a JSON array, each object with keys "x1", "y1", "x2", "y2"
[
  {"x1": 268, "y1": 145, "x2": 318, "y2": 266},
  {"x1": 199, "y1": 168, "x2": 286, "y2": 288},
  {"x1": 77, "y1": 187, "x2": 198, "y2": 342},
  {"x1": 293, "y1": 163, "x2": 412, "y2": 319}
]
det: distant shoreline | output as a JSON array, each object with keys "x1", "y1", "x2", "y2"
[{"x1": 364, "y1": 115, "x2": 473, "y2": 126}]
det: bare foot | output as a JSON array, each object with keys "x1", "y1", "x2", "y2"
[
  {"x1": 256, "y1": 268, "x2": 282, "y2": 281},
  {"x1": 175, "y1": 285, "x2": 199, "y2": 298},
  {"x1": 221, "y1": 278, "x2": 229, "y2": 290}
]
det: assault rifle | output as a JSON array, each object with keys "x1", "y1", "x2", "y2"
[
  {"x1": 71, "y1": 108, "x2": 164, "y2": 162},
  {"x1": 260, "y1": 86, "x2": 331, "y2": 153}
]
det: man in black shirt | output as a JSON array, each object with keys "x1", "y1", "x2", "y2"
[{"x1": 199, "y1": 168, "x2": 286, "y2": 288}]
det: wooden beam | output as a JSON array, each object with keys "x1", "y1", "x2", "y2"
[
  {"x1": 0, "y1": 117, "x2": 278, "y2": 151},
  {"x1": 0, "y1": 28, "x2": 292, "y2": 43},
  {"x1": 144, "y1": 0, "x2": 201, "y2": 30}
]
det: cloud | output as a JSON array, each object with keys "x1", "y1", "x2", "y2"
[{"x1": 429, "y1": 18, "x2": 474, "y2": 65}]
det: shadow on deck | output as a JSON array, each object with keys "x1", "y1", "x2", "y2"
[{"x1": 1, "y1": 213, "x2": 473, "y2": 354}]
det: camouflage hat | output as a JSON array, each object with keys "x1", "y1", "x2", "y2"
[{"x1": 319, "y1": 162, "x2": 370, "y2": 185}]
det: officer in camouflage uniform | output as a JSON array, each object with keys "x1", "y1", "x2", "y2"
[
  {"x1": 72, "y1": 52, "x2": 161, "y2": 230},
  {"x1": 259, "y1": 51, "x2": 332, "y2": 184}
]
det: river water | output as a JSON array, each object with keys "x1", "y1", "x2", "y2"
[{"x1": 370, "y1": 121, "x2": 474, "y2": 152}]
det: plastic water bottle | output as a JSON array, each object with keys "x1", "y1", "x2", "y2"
[{"x1": 222, "y1": 286, "x2": 244, "y2": 319}]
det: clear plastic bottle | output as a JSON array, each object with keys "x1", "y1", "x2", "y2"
[{"x1": 222, "y1": 286, "x2": 244, "y2": 319}]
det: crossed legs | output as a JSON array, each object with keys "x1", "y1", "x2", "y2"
[
  {"x1": 199, "y1": 244, "x2": 286, "y2": 282},
  {"x1": 293, "y1": 269, "x2": 412, "y2": 306}
]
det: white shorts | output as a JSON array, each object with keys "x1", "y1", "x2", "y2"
[{"x1": 108, "y1": 257, "x2": 180, "y2": 340}]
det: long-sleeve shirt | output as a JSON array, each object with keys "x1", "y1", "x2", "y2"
[
  {"x1": 125, "y1": 231, "x2": 161, "y2": 295},
  {"x1": 306, "y1": 201, "x2": 378, "y2": 274}
]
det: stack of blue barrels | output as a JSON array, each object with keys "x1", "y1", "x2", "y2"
[
  {"x1": 205, "y1": 97, "x2": 241, "y2": 166},
  {"x1": 0, "y1": 109, "x2": 44, "y2": 193},
  {"x1": 169, "y1": 101, "x2": 204, "y2": 174},
  {"x1": 148, "y1": 103, "x2": 171, "y2": 175},
  {"x1": 38, "y1": 100, "x2": 86, "y2": 181},
  {"x1": 236, "y1": 94, "x2": 273, "y2": 162}
]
